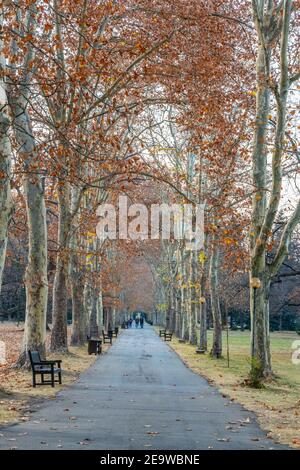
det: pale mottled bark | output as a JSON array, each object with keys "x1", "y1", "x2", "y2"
[
  {"x1": 70, "y1": 240, "x2": 86, "y2": 345},
  {"x1": 170, "y1": 286, "x2": 176, "y2": 333},
  {"x1": 50, "y1": 182, "x2": 71, "y2": 351},
  {"x1": 209, "y1": 239, "x2": 222, "y2": 358},
  {"x1": 70, "y1": 186, "x2": 86, "y2": 345},
  {"x1": 180, "y1": 252, "x2": 189, "y2": 340},
  {"x1": 89, "y1": 290, "x2": 99, "y2": 338},
  {"x1": 96, "y1": 280, "x2": 104, "y2": 329},
  {"x1": 8, "y1": 2, "x2": 48, "y2": 365},
  {"x1": 0, "y1": 112, "x2": 12, "y2": 289},
  {"x1": 0, "y1": 16, "x2": 12, "y2": 290},
  {"x1": 199, "y1": 269, "x2": 207, "y2": 351},
  {"x1": 250, "y1": 0, "x2": 297, "y2": 377},
  {"x1": 70, "y1": 277, "x2": 86, "y2": 345},
  {"x1": 189, "y1": 251, "x2": 197, "y2": 345},
  {"x1": 174, "y1": 287, "x2": 181, "y2": 336},
  {"x1": 84, "y1": 281, "x2": 93, "y2": 328},
  {"x1": 111, "y1": 305, "x2": 116, "y2": 329}
]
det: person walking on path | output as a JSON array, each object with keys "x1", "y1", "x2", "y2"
[
  {"x1": 140, "y1": 317, "x2": 144, "y2": 328},
  {"x1": 135, "y1": 317, "x2": 139, "y2": 328}
]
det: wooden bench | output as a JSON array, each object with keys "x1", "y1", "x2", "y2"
[
  {"x1": 102, "y1": 330, "x2": 112, "y2": 344},
  {"x1": 159, "y1": 329, "x2": 166, "y2": 337},
  {"x1": 28, "y1": 350, "x2": 62, "y2": 388},
  {"x1": 164, "y1": 332, "x2": 173, "y2": 342},
  {"x1": 109, "y1": 327, "x2": 119, "y2": 337}
]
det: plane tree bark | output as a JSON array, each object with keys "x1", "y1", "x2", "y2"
[
  {"x1": 8, "y1": 1, "x2": 48, "y2": 365},
  {"x1": 209, "y1": 234, "x2": 222, "y2": 358},
  {"x1": 250, "y1": 0, "x2": 300, "y2": 378},
  {"x1": 0, "y1": 7, "x2": 12, "y2": 292}
]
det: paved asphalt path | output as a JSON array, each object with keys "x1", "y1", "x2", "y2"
[{"x1": 0, "y1": 325, "x2": 287, "y2": 450}]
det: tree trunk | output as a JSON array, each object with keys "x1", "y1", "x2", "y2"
[
  {"x1": 97, "y1": 274, "x2": 104, "y2": 329},
  {"x1": 70, "y1": 274, "x2": 85, "y2": 346},
  {"x1": 174, "y1": 286, "x2": 181, "y2": 336},
  {"x1": 0, "y1": 111, "x2": 12, "y2": 292},
  {"x1": 50, "y1": 182, "x2": 71, "y2": 351},
  {"x1": 171, "y1": 285, "x2": 176, "y2": 333},
  {"x1": 199, "y1": 271, "x2": 207, "y2": 351},
  {"x1": 0, "y1": 0, "x2": 12, "y2": 292},
  {"x1": 250, "y1": 268, "x2": 272, "y2": 376},
  {"x1": 180, "y1": 253, "x2": 189, "y2": 340},
  {"x1": 189, "y1": 251, "x2": 197, "y2": 345},
  {"x1": 209, "y1": 240, "x2": 222, "y2": 358},
  {"x1": 70, "y1": 186, "x2": 86, "y2": 346},
  {"x1": 199, "y1": 299, "x2": 207, "y2": 351},
  {"x1": 9, "y1": 97, "x2": 48, "y2": 366},
  {"x1": 19, "y1": 175, "x2": 48, "y2": 365},
  {"x1": 89, "y1": 290, "x2": 99, "y2": 338},
  {"x1": 249, "y1": 0, "x2": 295, "y2": 380},
  {"x1": 249, "y1": 37, "x2": 271, "y2": 376}
]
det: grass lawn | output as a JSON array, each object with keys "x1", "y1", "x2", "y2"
[
  {"x1": 0, "y1": 323, "x2": 110, "y2": 425},
  {"x1": 167, "y1": 330, "x2": 300, "y2": 449}
]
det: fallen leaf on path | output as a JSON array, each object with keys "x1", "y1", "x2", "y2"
[
  {"x1": 243, "y1": 417, "x2": 251, "y2": 423},
  {"x1": 147, "y1": 432, "x2": 159, "y2": 436},
  {"x1": 79, "y1": 441, "x2": 89, "y2": 445}
]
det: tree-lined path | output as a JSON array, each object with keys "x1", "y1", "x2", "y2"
[{"x1": 0, "y1": 326, "x2": 286, "y2": 450}]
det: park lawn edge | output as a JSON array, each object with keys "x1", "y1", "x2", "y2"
[{"x1": 157, "y1": 330, "x2": 300, "y2": 450}]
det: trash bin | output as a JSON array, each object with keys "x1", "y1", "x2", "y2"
[{"x1": 88, "y1": 339, "x2": 102, "y2": 355}]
